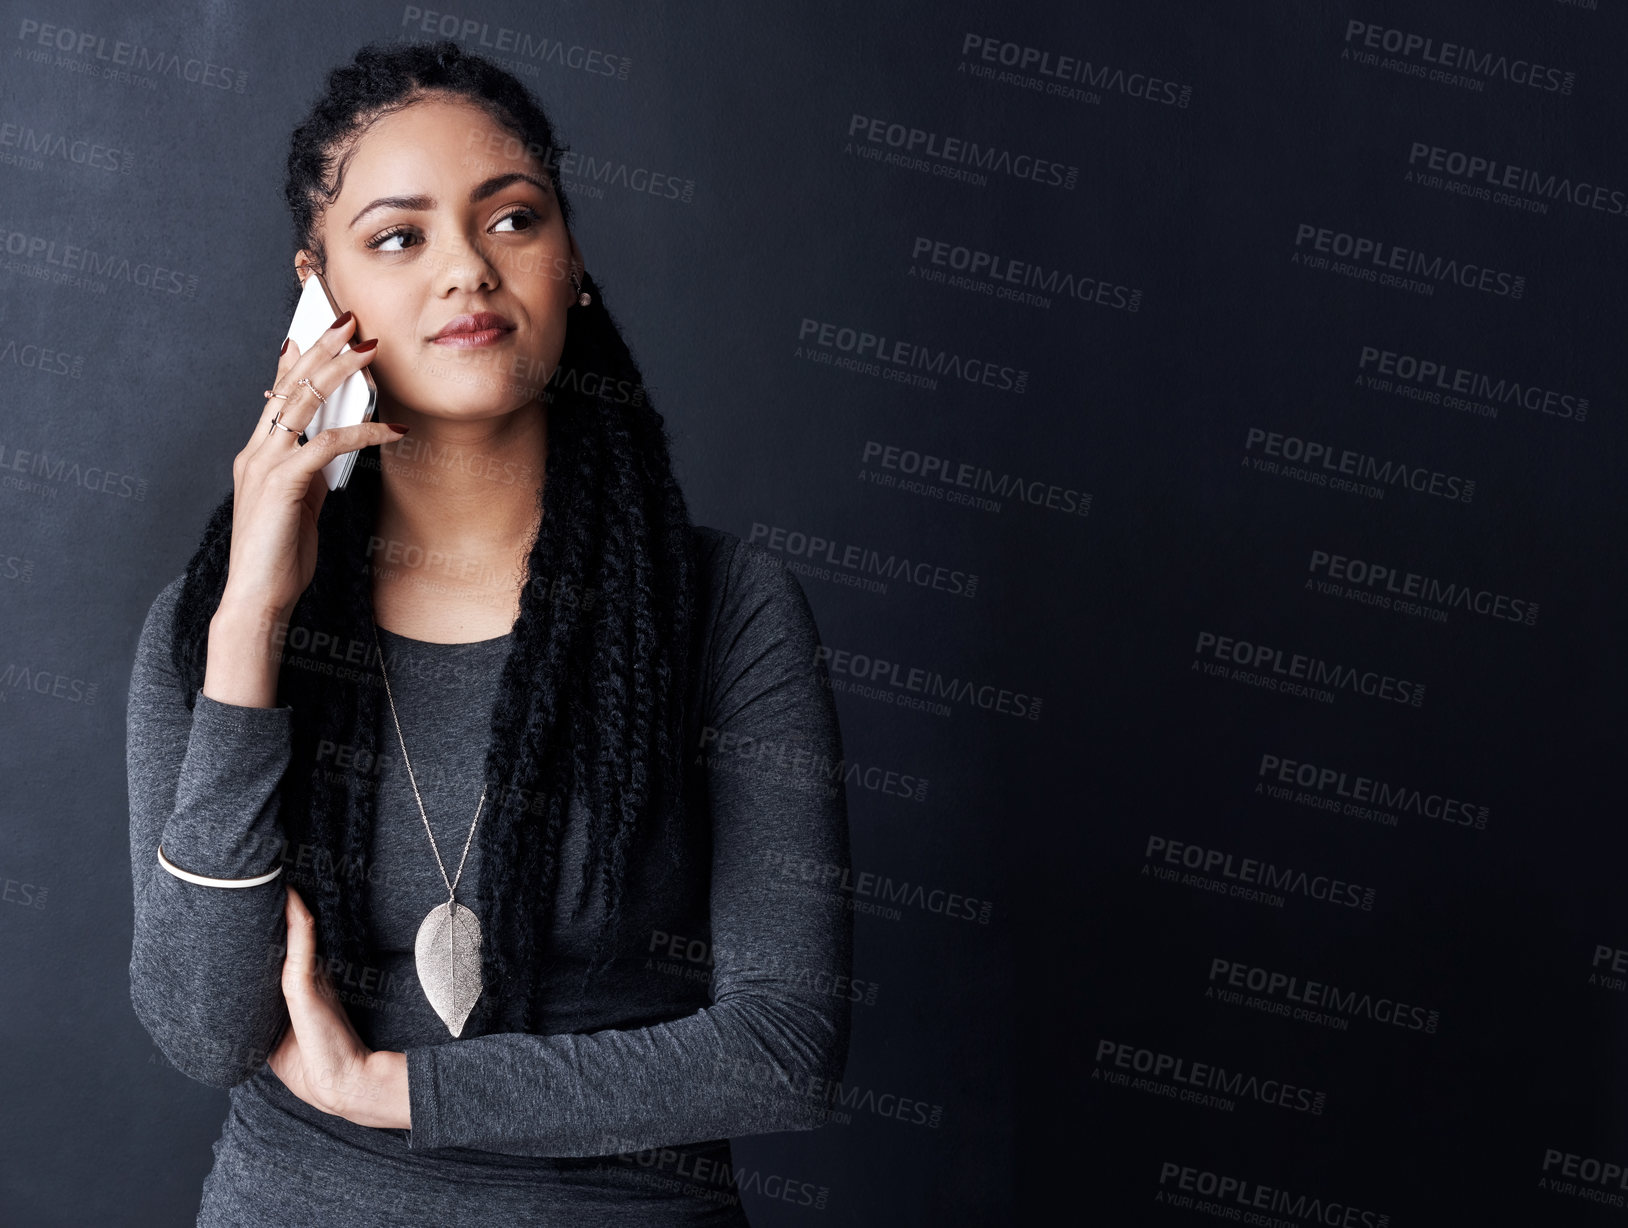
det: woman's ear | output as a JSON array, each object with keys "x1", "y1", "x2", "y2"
[{"x1": 294, "y1": 251, "x2": 322, "y2": 285}]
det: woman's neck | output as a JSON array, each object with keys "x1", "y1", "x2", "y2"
[{"x1": 370, "y1": 404, "x2": 546, "y2": 643}]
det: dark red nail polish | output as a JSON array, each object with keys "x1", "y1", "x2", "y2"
[
  {"x1": 385, "y1": 422, "x2": 410, "y2": 434},
  {"x1": 279, "y1": 338, "x2": 289, "y2": 355},
  {"x1": 328, "y1": 310, "x2": 353, "y2": 330},
  {"x1": 351, "y1": 337, "x2": 378, "y2": 352}
]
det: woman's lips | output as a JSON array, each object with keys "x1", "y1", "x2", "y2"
[
  {"x1": 431, "y1": 327, "x2": 512, "y2": 348},
  {"x1": 430, "y1": 312, "x2": 517, "y2": 348}
]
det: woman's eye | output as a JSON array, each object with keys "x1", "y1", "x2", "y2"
[
  {"x1": 492, "y1": 207, "x2": 541, "y2": 234},
  {"x1": 364, "y1": 207, "x2": 539, "y2": 252},
  {"x1": 366, "y1": 226, "x2": 418, "y2": 253}
]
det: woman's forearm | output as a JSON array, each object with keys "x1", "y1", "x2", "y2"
[
  {"x1": 347, "y1": 1050, "x2": 411, "y2": 1129},
  {"x1": 203, "y1": 598, "x2": 292, "y2": 709}
]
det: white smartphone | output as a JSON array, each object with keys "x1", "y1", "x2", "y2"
[{"x1": 284, "y1": 271, "x2": 378, "y2": 491}]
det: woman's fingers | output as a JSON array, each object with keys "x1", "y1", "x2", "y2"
[
  {"x1": 279, "y1": 886, "x2": 374, "y2": 1116},
  {"x1": 253, "y1": 334, "x2": 304, "y2": 442},
  {"x1": 253, "y1": 312, "x2": 371, "y2": 453},
  {"x1": 281, "y1": 885, "x2": 322, "y2": 998},
  {"x1": 275, "y1": 418, "x2": 410, "y2": 487},
  {"x1": 283, "y1": 886, "x2": 341, "y2": 1004},
  {"x1": 253, "y1": 332, "x2": 318, "y2": 448}
]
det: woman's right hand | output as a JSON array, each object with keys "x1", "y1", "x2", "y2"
[{"x1": 220, "y1": 310, "x2": 407, "y2": 624}]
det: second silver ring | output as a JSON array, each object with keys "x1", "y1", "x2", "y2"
[{"x1": 268, "y1": 410, "x2": 307, "y2": 443}]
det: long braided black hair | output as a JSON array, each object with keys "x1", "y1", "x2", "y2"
[{"x1": 169, "y1": 39, "x2": 698, "y2": 1036}]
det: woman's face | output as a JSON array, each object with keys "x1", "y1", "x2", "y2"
[{"x1": 298, "y1": 94, "x2": 579, "y2": 421}]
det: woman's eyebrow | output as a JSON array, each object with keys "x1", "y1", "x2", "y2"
[{"x1": 348, "y1": 172, "x2": 552, "y2": 230}]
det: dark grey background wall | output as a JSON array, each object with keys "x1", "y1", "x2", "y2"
[{"x1": 1, "y1": 0, "x2": 1622, "y2": 1224}]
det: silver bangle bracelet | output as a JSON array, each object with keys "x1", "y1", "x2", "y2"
[{"x1": 156, "y1": 842, "x2": 284, "y2": 888}]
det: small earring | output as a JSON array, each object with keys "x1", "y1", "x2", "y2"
[{"x1": 570, "y1": 270, "x2": 592, "y2": 307}]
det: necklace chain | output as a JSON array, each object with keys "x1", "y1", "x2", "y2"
[{"x1": 370, "y1": 620, "x2": 484, "y2": 905}]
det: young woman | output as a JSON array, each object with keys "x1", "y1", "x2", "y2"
[{"x1": 126, "y1": 40, "x2": 852, "y2": 1225}]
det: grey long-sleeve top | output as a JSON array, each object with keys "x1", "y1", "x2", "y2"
[{"x1": 126, "y1": 525, "x2": 853, "y2": 1220}]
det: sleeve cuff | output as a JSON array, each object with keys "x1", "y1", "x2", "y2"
[
  {"x1": 404, "y1": 1046, "x2": 442, "y2": 1151},
  {"x1": 192, "y1": 687, "x2": 294, "y2": 731}
]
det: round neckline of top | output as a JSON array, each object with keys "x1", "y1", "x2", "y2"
[{"x1": 373, "y1": 624, "x2": 516, "y2": 649}]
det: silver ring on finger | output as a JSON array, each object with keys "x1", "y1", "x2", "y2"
[
  {"x1": 268, "y1": 410, "x2": 308, "y2": 444},
  {"x1": 296, "y1": 376, "x2": 327, "y2": 405}
]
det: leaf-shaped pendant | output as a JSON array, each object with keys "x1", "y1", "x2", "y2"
[{"x1": 414, "y1": 899, "x2": 482, "y2": 1037}]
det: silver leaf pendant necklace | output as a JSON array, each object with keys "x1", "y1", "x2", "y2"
[{"x1": 371, "y1": 620, "x2": 485, "y2": 1038}]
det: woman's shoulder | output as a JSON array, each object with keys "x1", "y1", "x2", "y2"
[
  {"x1": 686, "y1": 522, "x2": 825, "y2": 690},
  {"x1": 127, "y1": 571, "x2": 199, "y2": 715},
  {"x1": 134, "y1": 571, "x2": 189, "y2": 661},
  {"x1": 152, "y1": 570, "x2": 189, "y2": 614},
  {"x1": 688, "y1": 523, "x2": 814, "y2": 622}
]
